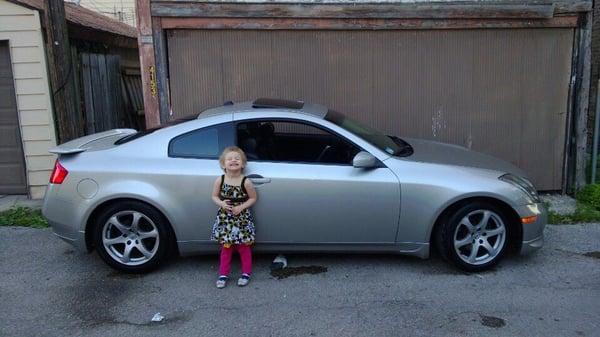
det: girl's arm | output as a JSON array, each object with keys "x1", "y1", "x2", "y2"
[
  {"x1": 211, "y1": 177, "x2": 230, "y2": 210},
  {"x1": 233, "y1": 179, "x2": 257, "y2": 214}
]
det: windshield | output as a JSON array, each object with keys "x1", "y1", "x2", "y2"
[{"x1": 325, "y1": 109, "x2": 412, "y2": 157}]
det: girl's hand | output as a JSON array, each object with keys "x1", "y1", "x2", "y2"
[
  {"x1": 221, "y1": 200, "x2": 233, "y2": 212},
  {"x1": 231, "y1": 205, "x2": 243, "y2": 216}
]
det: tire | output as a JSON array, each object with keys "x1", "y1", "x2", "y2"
[
  {"x1": 436, "y1": 202, "x2": 510, "y2": 272},
  {"x1": 93, "y1": 201, "x2": 172, "y2": 273}
]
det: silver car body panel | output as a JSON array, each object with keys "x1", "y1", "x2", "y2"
[
  {"x1": 43, "y1": 102, "x2": 546, "y2": 260},
  {"x1": 403, "y1": 137, "x2": 529, "y2": 178}
]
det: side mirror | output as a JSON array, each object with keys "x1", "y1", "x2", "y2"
[{"x1": 352, "y1": 151, "x2": 378, "y2": 168}]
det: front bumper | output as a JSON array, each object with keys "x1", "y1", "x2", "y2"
[{"x1": 514, "y1": 202, "x2": 547, "y2": 255}]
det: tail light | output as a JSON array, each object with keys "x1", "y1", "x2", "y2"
[{"x1": 49, "y1": 160, "x2": 68, "y2": 184}]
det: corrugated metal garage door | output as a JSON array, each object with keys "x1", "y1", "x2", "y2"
[
  {"x1": 0, "y1": 41, "x2": 27, "y2": 194},
  {"x1": 167, "y1": 29, "x2": 573, "y2": 190}
]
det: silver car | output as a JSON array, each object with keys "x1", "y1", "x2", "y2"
[{"x1": 43, "y1": 98, "x2": 546, "y2": 273}]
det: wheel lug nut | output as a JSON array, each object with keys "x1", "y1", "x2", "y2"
[{"x1": 127, "y1": 240, "x2": 131, "y2": 245}]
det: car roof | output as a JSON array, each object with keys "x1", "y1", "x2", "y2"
[{"x1": 198, "y1": 98, "x2": 328, "y2": 120}]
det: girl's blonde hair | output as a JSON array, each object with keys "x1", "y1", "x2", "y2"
[{"x1": 219, "y1": 146, "x2": 247, "y2": 172}]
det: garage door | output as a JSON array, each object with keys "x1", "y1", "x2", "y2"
[
  {"x1": 167, "y1": 29, "x2": 573, "y2": 190},
  {"x1": 0, "y1": 41, "x2": 27, "y2": 194}
]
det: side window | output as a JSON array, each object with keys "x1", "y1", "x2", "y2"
[
  {"x1": 169, "y1": 123, "x2": 232, "y2": 158},
  {"x1": 236, "y1": 120, "x2": 360, "y2": 165}
]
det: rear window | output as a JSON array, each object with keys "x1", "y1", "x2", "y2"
[{"x1": 168, "y1": 122, "x2": 233, "y2": 159}]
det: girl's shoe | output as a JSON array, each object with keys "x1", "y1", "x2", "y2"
[
  {"x1": 237, "y1": 274, "x2": 250, "y2": 287},
  {"x1": 216, "y1": 276, "x2": 228, "y2": 289}
]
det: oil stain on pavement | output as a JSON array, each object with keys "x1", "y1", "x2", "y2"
[
  {"x1": 480, "y1": 314, "x2": 506, "y2": 328},
  {"x1": 270, "y1": 265, "x2": 328, "y2": 279},
  {"x1": 582, "y1": 251, "x2": 600, "y2": 259}
]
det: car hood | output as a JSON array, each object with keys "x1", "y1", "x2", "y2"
[{"x1": 401, "y1": 137, "x2": 528, "y2": 178}]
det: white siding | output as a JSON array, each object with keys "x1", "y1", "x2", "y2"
[
  {"x1": 0, "y1": 0, "x2": 58, "y2": 199},
  {"x1": 10, "y1": 46, "x2": 41, "y2": 63},
  {"x1": 23, "y1": 140, "x2": 55, "y2": 156},
  {"x1": 19, "y1": 109, "x2": 50, "y2": 125},
  {"x1": 14, "y1": 78, "x2": 46, "y2": 95}
]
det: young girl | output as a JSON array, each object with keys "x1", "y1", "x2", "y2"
[{"x1": 211, "y1": 146, "x2": 257, "y2": 288}]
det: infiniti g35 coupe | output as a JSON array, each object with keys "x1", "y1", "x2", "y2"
[{"x1": 43, "y1": 98, "x2": 546, "y2": 273}]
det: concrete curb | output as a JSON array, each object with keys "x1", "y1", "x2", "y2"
[{"x1": 0, "y1": 195, "x2": 43, "y2": 212}]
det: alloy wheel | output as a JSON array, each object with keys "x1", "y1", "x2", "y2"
[
  {"x1": 453, "y1": 209, "x2": 506, "y2": 266},
  {"x1": 102, "y1": 210, "x2": 160, "y2": 266}
]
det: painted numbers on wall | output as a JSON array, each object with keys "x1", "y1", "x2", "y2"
[{"x1": 149, "y1": 65, "x2": 157, "y2": 98}]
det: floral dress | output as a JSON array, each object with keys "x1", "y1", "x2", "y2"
[{"x1": 211, "y1": 175, "x2": 255, "y2": 245}]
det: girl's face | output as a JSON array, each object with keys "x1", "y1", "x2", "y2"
[{"x1": 223, "y1": 151, "x2": 244, "y2": 172}]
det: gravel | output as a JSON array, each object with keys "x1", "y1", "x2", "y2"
[{"x1": 540, "y1": 193, "x2": 577, "y2": 215}]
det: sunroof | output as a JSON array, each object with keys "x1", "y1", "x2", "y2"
[{"x1": 252, "y1": 98, "x2": 304, "y2": 109}]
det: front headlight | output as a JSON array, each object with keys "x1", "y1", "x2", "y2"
[{"x1": 499, "y1": 174, "x2": 541, "y2": 203}]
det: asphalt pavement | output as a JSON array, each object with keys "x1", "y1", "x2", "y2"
[{"x1": 0, "y1": 224, "x2": 599, "y2": 337}]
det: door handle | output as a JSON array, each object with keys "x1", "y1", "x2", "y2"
[{"x1": 247, "y1": 174, "x2": 271, "y2": 185}]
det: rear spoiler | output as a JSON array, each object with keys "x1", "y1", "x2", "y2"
[{"x1": 48, "y1": 129, "x2": 137, "y2": 155}]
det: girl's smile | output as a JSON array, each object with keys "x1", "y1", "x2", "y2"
[{"x1": 224, "y1": 152, "x2": 243, "y2": 171}]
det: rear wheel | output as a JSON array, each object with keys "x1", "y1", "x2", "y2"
[
  {"x1": 436, "y1": 202, "x2": 510, "y2": 272},
  {"x1": 93, "y1": 201, "x2": 172, "y2": 273}
]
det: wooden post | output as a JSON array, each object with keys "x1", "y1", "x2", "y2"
[
  {"x1": 44, "y1": 0, "x2": 81, "y2": 143},
  {"x1": 136, "y1": 0, "x2": 160, "y2": 129},
  {"x1": 575, "y1": 11, "x2": 593, "y2": 190},
  {"x1": 153, "y1": 17, "x2": 170, "y2": 124}
]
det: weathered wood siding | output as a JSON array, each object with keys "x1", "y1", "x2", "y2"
[{"x1": 80, "y1": 52, "x2": 128, "y2": 133}]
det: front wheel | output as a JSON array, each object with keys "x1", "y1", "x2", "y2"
[
  {"x1": 93, "y1": 201, "x2": 172, "y2": 273},
  {"x1": 436, "y1": 202, "x2": 510, "y2": 272}
]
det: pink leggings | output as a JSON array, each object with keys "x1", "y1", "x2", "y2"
[{"x1": 219, "y1": 244, "x2": 252, "y2": 276}]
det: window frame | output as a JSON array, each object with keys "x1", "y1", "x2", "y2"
[
  {"x1": 168, "y1": 122, "x2": 234, "y2": 159},
  {"x1": 234, "y1": 118, "x2": 367, "y2": 166}
]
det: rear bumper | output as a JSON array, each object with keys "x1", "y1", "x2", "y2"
[
  {"x1": 514, "y1": 202, "x2": 547, "y2": 255},
  {"x1": 42, "y1": 187, "x2": 88, "y2": 253},
  {"x1": 49, "y1": 224, "x2": 87, "y2": 252}
]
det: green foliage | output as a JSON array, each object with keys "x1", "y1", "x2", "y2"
[
  {"x1": 548, "y1": 184, "x2": 600, "y2": 224},
  {"x1": 590, "y1": 156, "x2": 600, "y2": 184},
  {"x1": 548, "y1": 203, "x2": 600, "y2": 224},
  {"x1": 547, "y1": 209, "x2": 572, "y2": 224},
  {"x1": 572, "y1": 202, "x2": 600, "y2": 222},
  {"x1": 576, "y1": 184, "x2": 600, "y2": 210},
  {"x1": 0, "y1": 206, "x2": 48, "y2": 228}
]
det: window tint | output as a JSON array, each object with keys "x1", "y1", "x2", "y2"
[
  {"x1": 237, "y1": 120, "x2": 360, "y2": 165},
  {"x1": 169, "y1": 123, "x2": 232, "y2": 158}
]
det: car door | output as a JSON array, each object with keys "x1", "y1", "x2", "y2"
[
  {"x1": 164, "y1": 121, "x2": 234, "y2": 242},
  {"x1": 236, "y1": 118, "x2": 400, "y2": 244}
]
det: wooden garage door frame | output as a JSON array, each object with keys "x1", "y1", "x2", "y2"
[
  {"x1": 141, "y1": 1, "x2": 592, "y2": 191},
  {"x1": 0, "y1": 40, "x2": 28, "y2": 195}
]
